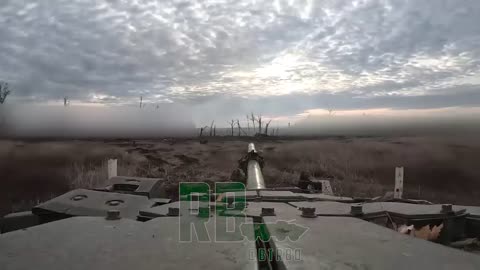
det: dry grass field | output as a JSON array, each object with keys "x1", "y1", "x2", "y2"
[{"x1": 1, "y1": 136, "x2": 480, "y2": 216}]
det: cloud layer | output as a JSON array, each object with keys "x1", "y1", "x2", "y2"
[{"x1": 1, "y1": 0, "x2": 480, "y2": 123}]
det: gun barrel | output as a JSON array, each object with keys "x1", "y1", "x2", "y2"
[
  {"x1": 246, "y1": 143, "x2": 266, "y2": 189},
  {"x1": 248, "y1": 143, "x2": 256, "y2": 153}
]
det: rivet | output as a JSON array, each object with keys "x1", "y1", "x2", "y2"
[
  {"x1": 71, "y1": 195, "x2": 87, "y2": 201},
  {"x1": 261, "y1": 208, "x2": 275, "y2": 216},
  {"x1": 301, "y1": 207, "x2": 316, "y2": 218},
  {"x1": 106, "y1": 200, "x2": 124, "y2": 206},
  {"x1": 106, "y1": 210, "x2": 120, "y2": 220},
  {"x1": 441, "y1": 204, "x2": 453, "y2": 213},
  {"x1": 350, "y1": 204, "x2": 364, "y2": 216},
  {"x1": 167, "y1": 207, "x2": 180, "y2": 216}
]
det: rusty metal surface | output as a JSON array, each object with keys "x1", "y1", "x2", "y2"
[
  {"x1": 0, "y1": 216, "x2": 258, "y2": 270},
  {"x1": 32, "y1": 189, "x2": 153, "y2": 220}
]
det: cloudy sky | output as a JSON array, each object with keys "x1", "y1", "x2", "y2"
[{"x1": 1, "y1": 0, "x2": 480, "y2": 125}]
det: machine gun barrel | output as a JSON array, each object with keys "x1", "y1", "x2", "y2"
[{"x1": 246, "y1": 143, "x2": 266, "y2": 189}]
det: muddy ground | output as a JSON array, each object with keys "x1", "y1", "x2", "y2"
[{"x1": 1, "y1": 136, "x2": 480, "y2": 215}]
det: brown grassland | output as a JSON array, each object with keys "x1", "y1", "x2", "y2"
[{"x1": 1, "y1": 136, "x2": 480, "y2": 216}]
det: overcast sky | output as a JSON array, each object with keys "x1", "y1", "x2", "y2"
[{"x1": 1, "y1": 0, "x2": 480, "y2": 125}]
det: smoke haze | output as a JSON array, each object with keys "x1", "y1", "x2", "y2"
[{"x1": 0, "y1": 104, "x2": 195, "y2": 138}]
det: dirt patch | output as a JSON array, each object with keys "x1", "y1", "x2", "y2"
[
  {"x1": 174, "y1": 154, "x2": 200, "y2": 165},
  {"x1": 156, "y1": 148, "x2": 174, "y2": 152},
  {"x1": 144, "y1": 154, "x2": 173, "y2": 166},
  {"x1": 127, "y1": 147, "x2": 155, "y2": 154}
]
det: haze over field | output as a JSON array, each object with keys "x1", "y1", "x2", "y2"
[
  {"x1": 1, "y1": 0, "x2": 480, "y2": 127},
  {"x1": 0, "y1": 104, "x2": 195, "y2": 138},
  {"x1": 2, "y1": 104, "x2": 480, "y2": 138}
]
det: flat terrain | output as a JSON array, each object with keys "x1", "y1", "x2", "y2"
[{"x1": 1, "y1": 136, "x2": 480, "y2": 215}]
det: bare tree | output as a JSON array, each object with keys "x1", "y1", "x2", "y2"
[
  {"x1": 236, "y1": 120, "x2": 241, "y2": 136},
  {"x1": 209, "y1": 121, "x2": 215, "y2": 136},
  {"x1": 213, "y1": 125, "x2": 216, "y2": 136},
  {"x1": 235, "y1": 119, "x2": 249, "y2": 136},
  {"x1": 228, "y1": 120, "x2": 235, "y2": 136},
  {"x1": 199, "y1": 126, "x2": 209, "y2": 137},
  {"x1": 250, "y1": 112, "x2": 256, "y2": 133},
  {"x1": 140, "y1": 96, "x2": 143, "y2": 108},
  {"x1": 257, "y1": 115, "x2": 262, "y2": 134},
  {"x1": 0, "y1": 81, "x2": 11, "y2": 104},
  {"x1": 63, "y1": 96, "x2": 69, "y2": 107},
  {"x1": 264, "y1": 119, "x2": 272, "y2": 135}
]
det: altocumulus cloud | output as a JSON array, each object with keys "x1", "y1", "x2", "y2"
[{"x1": 1, "y1": 0, "x2": 480, "y2": 124}]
